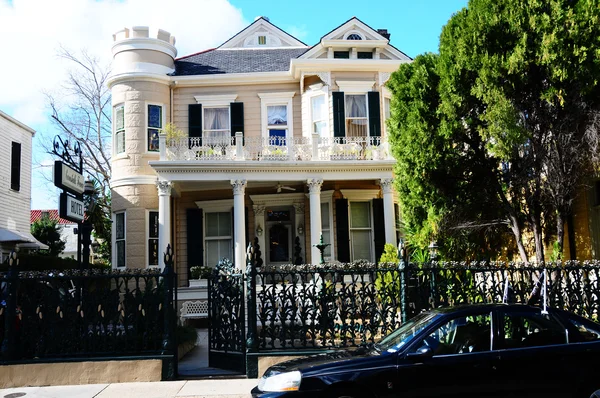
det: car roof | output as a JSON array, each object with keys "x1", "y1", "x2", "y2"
[{"x1": 428, "y1": 303, "x2": 547, "y2": 315}]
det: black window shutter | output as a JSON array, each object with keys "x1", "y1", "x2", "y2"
[
  {"x1": 230, "y1": 102, "x2": 244, "y2": 138},
  {"x1": 372, "y1": 198, "x2": 385, "y2": 263},
  {"x1": 189, "y1": 104, "x2": 203, "y2": 146},
  {"x1": 332, "y1": 92, "x2": 346, "y2": 138},
  {"x1": 187, "y1": 208, "x2": 203, "y2": 280},
  {"x1": 335, "y1": 198, "x2": 350, "y2": 263},
  {"x1": 368, "y1": 91, "x2": 381, "y2": 137},
  {"x1": 11, "y1": 142, "x2": 21, "y2": 191}
]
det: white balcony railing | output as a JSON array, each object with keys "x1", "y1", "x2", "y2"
[{"x1": 159, "y1": 132, "x2": 392, "y2": 162}]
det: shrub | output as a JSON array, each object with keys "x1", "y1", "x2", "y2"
[{"x1": 190, "y1": 265, "x2": 212, "y2": 279}]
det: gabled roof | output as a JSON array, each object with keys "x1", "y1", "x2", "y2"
[
  {"x1": 173, "y1": 48, "x2": 308, "y2": 76},
  {"x1": 31, "y1": 210, "x2": 76, "y2": 225},
  {"x1": 218, "y1": 17, "x2": 307, "y2": 49}
]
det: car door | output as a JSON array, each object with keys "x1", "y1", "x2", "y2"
[
  {"x1": 495, "y1": 308, "x2": 572, "y2": 398},
  {"x1": 395, "y1": 310, "x2": 501, "y2": 398}
]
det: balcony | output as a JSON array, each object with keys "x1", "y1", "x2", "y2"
[{"x1": 159, "y1": 133, "x2": 392, "y2": 162}]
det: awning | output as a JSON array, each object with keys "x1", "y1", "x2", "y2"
[{"x1": 0, "y1": 227, "x2": 49, "y2": 250}]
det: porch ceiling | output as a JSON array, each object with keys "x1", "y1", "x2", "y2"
[{"x1": 149, "y1": 160, "x2": 395, "y2": 183}]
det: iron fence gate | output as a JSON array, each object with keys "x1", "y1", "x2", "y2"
[{"x1": 208, "y1": 259, "x2": 246, "y2": 373}]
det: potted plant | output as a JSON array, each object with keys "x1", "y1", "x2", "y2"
[{"x1": 189, "y1": 265, "x2": 212, "y2": 287}]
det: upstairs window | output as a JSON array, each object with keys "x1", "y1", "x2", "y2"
[
  {"x1": 10, "y1": 142, "x2": 21, "y2": 191},
  {"x1": 258, "y1": 35, "x2": 267, "y2": 45},
  {"x1": 267, "y1": 105, "x2": 287, "y2": 145},
  {"x1": 115, "y1": 105, "x2": 125, "y2": 154},
  {"x1": 334, "y1": 51, "x2": 350, "y2": 59},
  {"x1": 203, "y1": 107, "x2": 231, "y2": 143},
  {"x1": 346, "y1": 33, "x2": 363, "y2": 40},
  {"x1": 311, "y1": 95, "x2": 327, "y2": 136},
  {"x1": 358, "y1": 51, "x2": 373, "y2": 59},
  {"x1": 148, "y1": 104, "x2": 162, "y2": 152},
  {"x1": 345, "y1": 94, "x2": 368, "y2": 137}
]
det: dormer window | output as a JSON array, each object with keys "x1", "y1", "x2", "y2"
[{"x1": 347, "y1": 33, "x2": 362, "y2": 40}]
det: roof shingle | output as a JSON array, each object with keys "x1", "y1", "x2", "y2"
[{"x1": 173, "y1": 48, "x2": 308, "y2": 76}]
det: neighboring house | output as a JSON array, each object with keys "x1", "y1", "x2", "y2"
[
  {"x1": 108, "y1": 17, "x2": 408, "y2": 285},
  {"x1": 0, "y1": 110, "x2": 47, "y2": 262},
  {"x1": 30, "y1": 210, "x2": 78, "y2": 259}
]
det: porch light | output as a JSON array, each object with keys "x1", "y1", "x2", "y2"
[
  {"x1": 297, "y1": 224, "x2": 304, "y2": 235},
  {"x1": 428, "y1": 240, "x2": 439, "y2": 261},
  {"x1": 257, "y1": 224, "x2": 263, "y2": 236}
]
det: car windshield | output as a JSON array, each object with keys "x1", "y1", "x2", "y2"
[{"x1": 376, "y1": 312, "x2": 439, "y2": 353}]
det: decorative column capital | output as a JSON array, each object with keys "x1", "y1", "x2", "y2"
[
  {"x1": 380, "y1": 178, "x2": 395, "y2": 194},
  {"x1": 307, "y1": 179, "x2": 323, "y2": 194},
  {"x1": 231, "y1": 179, "x2": 247, "y2": 195},
  {"x1": 156, "y1": 180, "x2": 172, "y2": 196},
  {"x1": 293, "y1": 203, "x2": 305, "y2": 215},
  {"x1": 253, "y1": 205, "x2": 265, "y2": 216}
]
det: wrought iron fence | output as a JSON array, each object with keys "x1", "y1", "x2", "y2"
[
  {"x1": 246, "y1": 260, "x2": 600, "y2": 352},
  {"x1": 0, "y1": 249, "x2": 178, "y2": 379}
]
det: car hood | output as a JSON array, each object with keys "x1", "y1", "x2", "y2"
[{"x1": 265, "y1": 347, "x2": 377, "y2": 375}]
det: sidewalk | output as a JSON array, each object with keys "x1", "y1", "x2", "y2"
[{"x1": 0, "y1": 379, "x2": 259, "y2": 398}]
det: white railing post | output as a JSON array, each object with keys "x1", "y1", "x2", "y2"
[
  {"x1": 312, "y1": 133, "x2": 319, "y2": 161},
  {"x1": 159, "y1": 133, "x2": 167, "y2": 160},
  {"x1": 236, "y1": 132, "x2": 244, "y2": 160}
]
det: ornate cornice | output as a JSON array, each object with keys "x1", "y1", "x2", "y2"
[
  {"x1": 253, "y1": 205, "x2": 266, "y2": 216},
  {"x1": 379, "y1": 72, "x2": 392, "y2": 87},
  {"x1": 231, "y1": 179, "x2": 247, "y2": 195},
  {"x1": 293, "y1": 203, "x2": 305, "y2": 214}
]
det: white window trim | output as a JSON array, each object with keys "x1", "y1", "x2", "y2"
[
  {"x1": 340, "y1": 190, "x2": 379, "y2": 262},
  {"x1": 113, "y1": 104, "x2": 125, "y2": 156},
  {"x1": 112, "y1": 211, "x2": 126, "y2": 269},
  {"x1": 196, "y1": 200, "x2": 234, "y2": 267},
  {"x1": 202, "y1": 105, "x2": 231, "y2": 141},
  {"x1": 258, "y1": 92, "x2": 295, "y2": 141},
  {"x1": 383, "y1": 93, "x2": 391, "y2": 137},
  {"x1": 343, "y1": 30, "x2": 365, "y2": 40},
  {"x1": 336, "y1": 80, "x2": 375, "y2": 93},
  {"x1": 344, "y1": 93, "x2": 369, "y2": 136},
  {"x1": 320, "y1": 190, "x2": 335, "y2": 261},
  {"x1": 194, "y1": 94, "x2": 238, "y2": 106},
  {"x1": 349, "y1": 201, "x2": 375, "y2": 262},
  {"x1": 306, "y1": 85, "x2": 330, "y2": 138},
  {"x1": 146, "y1": 209, "x2": 159, "y2": 268},
  {"x1": 145, "y1": 102, "x2": 165, "y2": 154}
]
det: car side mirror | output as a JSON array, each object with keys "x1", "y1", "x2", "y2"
[{"x1": 406, "y1": 346, "x2": 433, "y2": 360}]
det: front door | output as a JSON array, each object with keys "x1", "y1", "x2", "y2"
[{"x1": 266, "y1": 207, "x2": 294, "y2": 265}]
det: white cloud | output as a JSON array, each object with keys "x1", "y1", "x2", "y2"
[
  {"x1": 1, "y1": 0, "x2": 248, "y2": 209},
  {"x1": 0, "y1": 0, "x2": 248, "y2": 126}
]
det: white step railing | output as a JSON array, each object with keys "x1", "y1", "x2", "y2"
[{"x1": 159, "y1": 133, "x2": 391, "y2": 162}]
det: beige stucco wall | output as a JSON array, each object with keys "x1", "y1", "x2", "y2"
[
  {"x1": 111, "y1": 80, "x2": 170, "y2": 181},
  {"x1": 112, "y1": 184, "x2": 159, "y2": 269},
  {"x1": 173, "y1": 83, "x2": 301, "y2": 139},
  {"x1": 0, "y1": 359, "x2": 162, "y2": 388},
  {"x1": 0, "y1": 112, "x2": 34, "y2": 237}
]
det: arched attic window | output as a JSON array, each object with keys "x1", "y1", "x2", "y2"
[{"x1": 346, "y1": 33, "x2": 362, "y2": 40}]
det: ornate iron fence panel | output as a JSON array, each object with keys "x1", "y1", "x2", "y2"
[
  {"x1": 252, "y1": 261, "x2": 600, "y2": 352},
  {"x1": 0, "y1": 250, "x2": 177, "y2": 380},
  {"x1": 254, "y1": 265, "x2": 403, "y2": 351},
  {"x1": 208, "y1": 259, "x2": 246, "y2": 373}
]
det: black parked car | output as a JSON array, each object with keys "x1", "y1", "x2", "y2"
[{"x1": 251, "y1": 304, "x2": 600, "y2": 398}]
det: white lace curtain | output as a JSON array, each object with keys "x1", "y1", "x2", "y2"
[
  {"x1": 204, "y1": 107, "x2": 230, "y2": 142},
  {"x1": 345, "y1": 95, "x2": 367, "y2": 118},
  {"x1": 268, "y1": 105, "x2": 287, "y2": 125}
]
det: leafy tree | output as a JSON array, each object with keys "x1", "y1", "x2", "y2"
[
  {"x1": 31, "y1": 215, "x2": 66, "y2": 257},
  {"x1": 388, "y1": 0, "x2": 600, "y2": 262}
]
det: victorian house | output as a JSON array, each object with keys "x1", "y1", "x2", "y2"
[{"x1": 108, "y1": 17, "x2": 410, "y2": 285}]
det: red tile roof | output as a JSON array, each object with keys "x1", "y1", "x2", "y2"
[{"x1": 30, "y1": 210, "x2": 76, "y2": 225}]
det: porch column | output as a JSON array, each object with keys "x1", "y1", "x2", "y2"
[
  {"x1": 156, "y1": 180, "x2": 172, "y2": 269},
  {"x1": 307, "y1": 179, "x2": 323, "y2": 264},
  {"x1": 380, "y1": 178, "x2": 397, "y2": 245},
  {"x1": 231, "y1": 179, "x2": 247, "y2": 270}
]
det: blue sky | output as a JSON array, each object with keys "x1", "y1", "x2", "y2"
[{"x1": 0, "y1": 0, "x2": 468, "y2": 210}]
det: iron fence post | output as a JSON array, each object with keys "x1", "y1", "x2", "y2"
[
  {"x1": 161, "y1": 244, "x2": 176, "y2": 380},
  {"x1": 399, "y1": 260, "x2": 408, "y2": 324},
  {"x1": 245, "y1": 243, "x2": 258, "y2": 378},
  {"x1": 1, "y1": 252, "x2": 18, "y2": 361}
]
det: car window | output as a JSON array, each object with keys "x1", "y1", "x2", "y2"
[
  {"x1": 502, "y1": 312, "x2": 566, "y2": 349},
  {"x1": 377, "y1": 312, "x2": 438, "y2": 352},
  {"x1": 416, "y1": 313, "x2": 492, "y2": 356},
  {"x1": 566, "y1": 317, "x2": 600, "y2": 342}
]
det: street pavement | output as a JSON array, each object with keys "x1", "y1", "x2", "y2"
[{"x1": 0, "y1": 379, "x2": 259, "y2": 398}]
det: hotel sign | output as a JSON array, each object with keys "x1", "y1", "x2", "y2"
[
  {"x1": 59, "y1": 193, "x2": 85, "y2": 223},
  {"x1": 54, "y1": 160, "x2": 84, "y2": 197}
]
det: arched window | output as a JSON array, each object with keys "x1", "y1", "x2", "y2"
[{"x1": 347, "y1": 33, "x2": 362, "y2": 40}]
